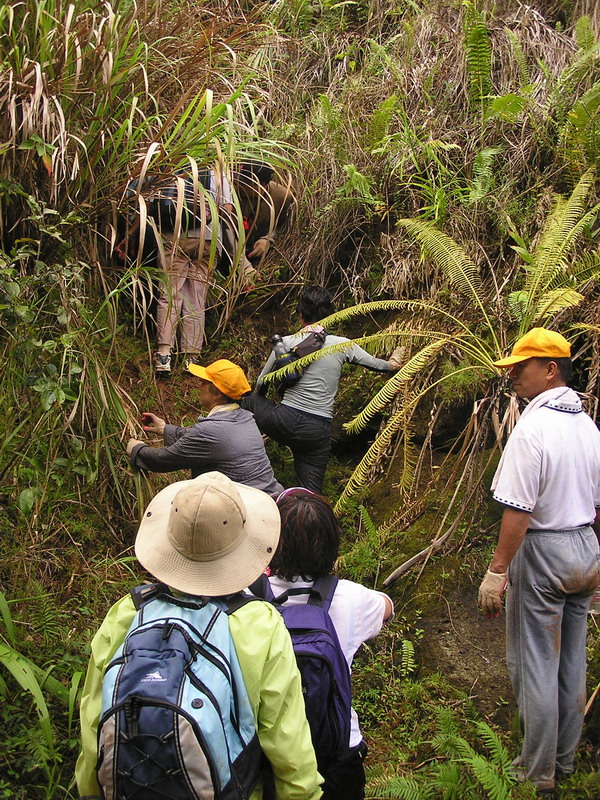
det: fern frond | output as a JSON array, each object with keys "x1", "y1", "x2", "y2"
[
  {"x1": 504, "y1": 28, "x2": 530, "y2": 86},
  {"x1": 559, "y1": 80, "x2": 600, "y2": 171},
  {"x1": 464, "y1": 3, "x2": 492, "y2": 106},
  {"x1": 335, "y1": 405, "x2": 415, "y2": 513},
  {"x1": 533, "y1": 287, "x2": 585, "y2": 323},
  {"x1": 397, "y1": 219, "x2": 499, "y2": 348},
  {"x1": 435, "y1": 706, "x2": 460, "y2": 738},
  {"x1": 575, "y1": 16, "x2": 596, "y2": 52},
  {"x1": 399, "y1": 639, "x2": 416, "y2": 678},
  {"x1": 475, "y1": 720, "x2": 513, "y2": 769},
  {"x1": 431, "y1": 761, "x2": 462, "y2": 791},
  {"x1": 366, "y1": 94, "x2": 398, "y2": 151},
  {"x1": 523, "y1": 169, "x2": 599, "y2": 319},
  {"x1": 397, "y1": 219, "x2": 482, "y2": 299},
  {"x1": 549, "y1": 250, "x2": 600, "y2": 290},
  {"x1": 546, "y1": 43, "x2": 600, "y2": 122},
  {"x1": 485, "y1": 92, "x2": 529, "y2": 122},
  {"x1": 468, "y1": 146, "x2": 502, "y2": 203},
  {"x1": 316, "y1": 299, "x2": 475, "y2": 338},
  {"x1": 464, "y1": 754, "x2": 512, "y2": 800},
  {"x1": 398, "y1": 421, "x2": 419, "y2": 493},
  {"x1": 344, "y1": 339, "x2": 449, "y2": 434},
  {"x1": 260, "y1": 333, "x2": 399, "y2": 385},
  {"x1": 507, "y1": 290, "x2": 528, "y2": 321},
  {"x1": 367, "y1": 775, "x2": 430, "y2": 800},
  {"x1": 359, "y1": 505, "x2": 378, "y2": 539}
]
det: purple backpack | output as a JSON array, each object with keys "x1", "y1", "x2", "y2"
[{"x1": 250, "y1": 574, "x2": 352, "y2": 767}]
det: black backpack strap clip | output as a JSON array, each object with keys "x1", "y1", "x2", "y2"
[
  {"x1": 130, "y1": 582, "x2": 171, "y2": 610},
  {"x1": 223, "y1": 591, "x2": 262, "y2": 615},
  {"x1": 308, "y1": 574, "x2": 339, "y2": 611}
]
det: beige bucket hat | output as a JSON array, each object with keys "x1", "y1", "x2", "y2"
[{"x1": 135, "y1": 471, "x2": 280, "y2": 596}]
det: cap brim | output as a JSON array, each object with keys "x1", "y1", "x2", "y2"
[
  {"x1": 492, "y1": 354, "x2": 531, "y2": 368},
  {"x1": 135, "y1": 476, "x2": 280, "y2": 596},
  {"x1": 188, "y1": 363, "x2": 210, "y2": 380}
]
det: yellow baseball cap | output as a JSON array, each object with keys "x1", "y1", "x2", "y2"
[
  {"x1": 493, "y1": 328, "x2": 571, "y2": 368},
  {"x1": 188, "y1": 359, "x2": 251, "y2": 399}
]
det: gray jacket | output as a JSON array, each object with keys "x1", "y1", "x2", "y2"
[
  {"x1": 131, "y1": 407, "x2": 283, "y2": 496},
  {"x1": 257, "y1": 333, "x2": 393, "y2": 419}
]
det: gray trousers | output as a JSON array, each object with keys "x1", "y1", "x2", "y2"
[{"x1": 506, "y1": 526, "x2": 599, "y2": 789}]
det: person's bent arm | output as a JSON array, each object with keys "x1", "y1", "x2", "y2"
[{"x1": 383, "y1": 595, "x2": 394, "y2": 621}]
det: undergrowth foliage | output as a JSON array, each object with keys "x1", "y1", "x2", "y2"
[{"x1": 1, "y1": 0, "x2": 600, "y2": 797}]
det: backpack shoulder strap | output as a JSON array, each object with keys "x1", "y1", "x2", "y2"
[
  {"x1": 308, "y1": 574, "x2": 339, "y2": 612},
  {"x1": 130, "y1": 582, "x2": 171, "y2": 610},
  {"x1": 130, "y1": 583, "x2": 214, "y2": 612},
  {"x1": 246, "y1": 573, "x2": 275, "y2": 602},
  {"x1": 223, "y1": 592, "x2": 264, "y2": 615}
]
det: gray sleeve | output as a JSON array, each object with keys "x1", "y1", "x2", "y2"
[
  {"x1": 163, "y1": 424, "x2": 187, "y2": 446},
  {"x1": 131, "y1": 426, "x2": 210, "y2": 473},
  {"x1": 346, "y1": 344, "x2": 393, "y2": 372},
  {"x1": 256, "y1": 352, "x2": 276, "y2": 388}
]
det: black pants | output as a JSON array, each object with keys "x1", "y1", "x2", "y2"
[
  {"x1": 321, "y1": 741, "x2": 368, "y2": 800},
  {"x1": 263, "y1": 742, "x2": 367, "y2": 800},
  {"x1": 240, "y1": 393, "x2": 331, "y2": 493}
]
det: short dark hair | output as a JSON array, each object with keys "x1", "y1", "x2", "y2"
[
  {"x1": 270, "y1": 490, "x2": 340, "y2": 580},
  {"x1": 536, "y1": 357, "x2": 573, "y2": 382},
  {"x1": 296, "y1": 285, "x2": 335, "y2": 324},
  {"x1": 237, "y1": 160, "x2": 274, "y2": 187}
]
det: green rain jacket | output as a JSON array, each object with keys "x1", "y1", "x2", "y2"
[{"x1": 76, "y1": 593, "x2": 322, "y2": 800}]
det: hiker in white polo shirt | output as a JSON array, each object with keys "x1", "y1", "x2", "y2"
[{"x1": 478, "y1": 328, "x2": 600, "y2": 798}]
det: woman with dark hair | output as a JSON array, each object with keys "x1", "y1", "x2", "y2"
[
  {"x1": 240, "y1": 285, "x2": 404, "y2": 492},
  {"x1": 264, "y1": 488, "x2": 394, "y2": 800}
]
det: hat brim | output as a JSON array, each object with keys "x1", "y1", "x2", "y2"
[
  {"x1": 188, "y1": 363, "x2": 211, "y2": 381},
  {"x1": 492, "y1": 354, "x2": 531, "y2": 368},
  {"x1": 135, "y1": 477, "x2": 280, "y2": 596}
]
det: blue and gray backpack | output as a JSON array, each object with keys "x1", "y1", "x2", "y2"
[
  {"x1": 96, "y1": 583, "x2": 261, "y2": 800},
  {"x1": 249, "y1": 574, "x2": 352, "y2": 769}
]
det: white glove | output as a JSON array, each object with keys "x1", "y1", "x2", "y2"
[
  {"x1": 478, "y1": 569, "x2": 508, "y2": 618},
  {"x1": 389, "y1": 346, "x2": 406, "y2": 369},
  {"x1": 126, "y1": 438, "x2": 144, "y2": 457}
]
